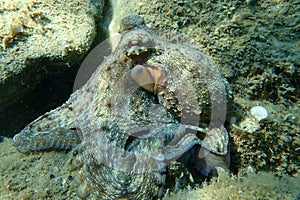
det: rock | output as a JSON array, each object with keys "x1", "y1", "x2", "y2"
[
  {"x1": 0, "y1": 0, "x2": 104, "y2": 112},
  {"x1": 0, "y1": 0, "x2": 104, "y2": 136},
  {"x1": 164, "y1": 168, "x2": 300, "y2": 199}
]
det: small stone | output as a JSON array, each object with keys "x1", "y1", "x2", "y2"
[{"x1": 250, "y1": 106, "x2": 269, "y2": 121}]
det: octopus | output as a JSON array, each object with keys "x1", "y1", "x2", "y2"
[{"x1": 13, "y1": 15, "x2": 233, "y2": 199}]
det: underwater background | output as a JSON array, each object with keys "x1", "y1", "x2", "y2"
[{"x1": 0, "y1": 0, "x2": 299, "y2": 199}]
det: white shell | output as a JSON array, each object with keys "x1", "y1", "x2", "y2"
[{"x1": 250, "y1": 106, "x2": 269, "y2": 121}]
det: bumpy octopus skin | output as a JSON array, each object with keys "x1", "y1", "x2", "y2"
[{"x1": 13, "y1": 15, "x2": 231, "y2": 199}]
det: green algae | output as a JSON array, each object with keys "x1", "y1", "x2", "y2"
[{"x1": 163, "y1": 167, "x2": 300, "y2": 200}]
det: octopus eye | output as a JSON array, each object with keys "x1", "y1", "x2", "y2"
[
  {"x1": 126, "y1": 44, "x2": 148, "y2": 57},
  {"x1": 130, "y1": 64, "x2": 164, "y2": 94}
]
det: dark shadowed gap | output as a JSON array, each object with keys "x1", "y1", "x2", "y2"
[{"x1": 0, "y1": 0, "x2": 114, "y2": 138}]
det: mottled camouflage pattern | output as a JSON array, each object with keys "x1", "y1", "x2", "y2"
[{"x1": 13, "y1": 15, "x2": 232, "y2": 199}]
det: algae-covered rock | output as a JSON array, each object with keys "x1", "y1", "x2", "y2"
[
  {"x1": 0, "y1": 0, "x2": 104, "y2": 110},
  {"x1": 163, "y1": 167, "x2": 300, "y2": 200}
]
